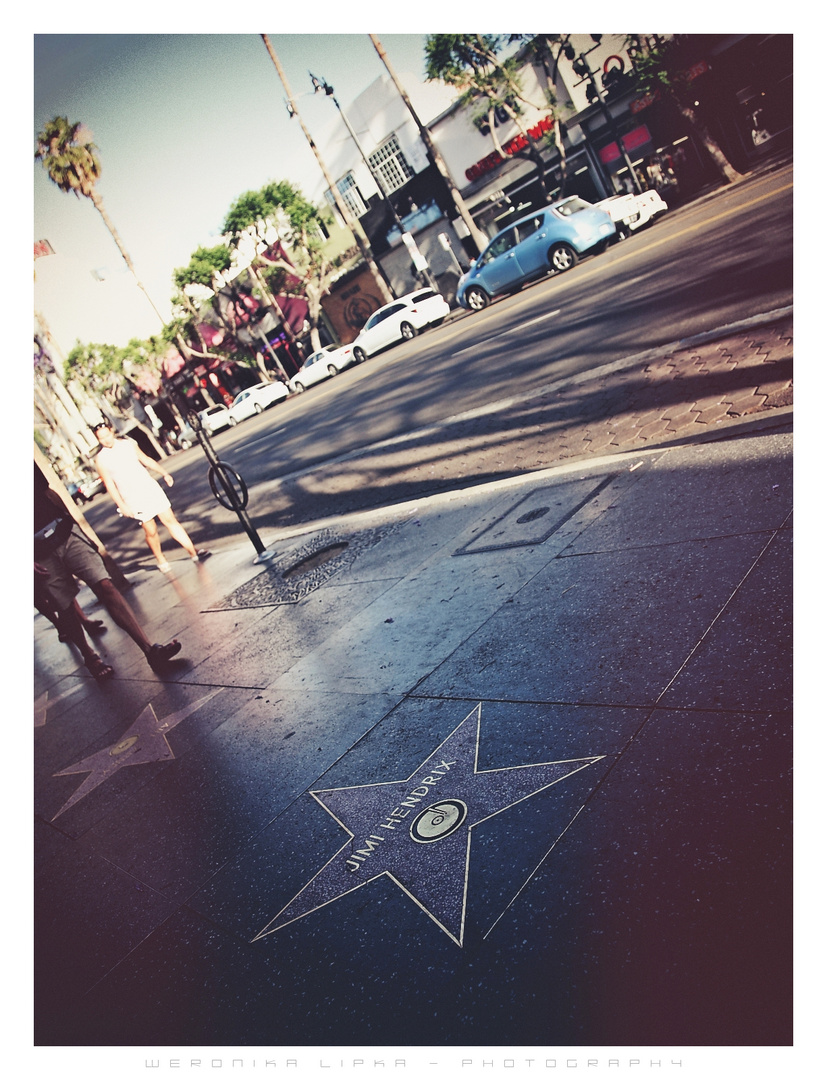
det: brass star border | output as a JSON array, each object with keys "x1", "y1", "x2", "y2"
[
  {"x1": 254, "y1": 704, "x2": 605, "y2": 947},
  {"x1": 50, "y1": 689, "x2": 223, "y2": 820}
]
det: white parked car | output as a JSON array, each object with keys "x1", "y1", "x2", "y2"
[
  {"x1": 351, "y1": 288, "x2": 450, "y2": 364},
  {"x1": 288, "y1": 343, "x2": 355, "y2": 394},
  {"x1": 227, "y1": 380, "x2": 289, "y2": 425},
  {"x1": 176, "y1": 422, "x2": 197, "y2": 449},
  {"x1": 198, "y1": 404, "x2": 232, "y2": 434},
  {"x1": 596, "y1": 190, "x2": 669, "y2": 239}
]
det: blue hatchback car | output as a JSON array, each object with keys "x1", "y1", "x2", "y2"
[{"x1": 457, "y1": 197, "x2": 616, "y2": 311}]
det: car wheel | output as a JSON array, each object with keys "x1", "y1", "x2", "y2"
[
  {"x1": 293, "y1": 381, "x2": 305, "y2": 393},
  {"x1": 353, "y1": 347, "x2": 367, "y2": 364},
  {"x1": 400, "y1": 321, "x2": 418, "y2": 340},
  {"x1": 465, "y1": 287, "x2": 490, "y2": 311},
  {"x1": 548, "y1": 242, "x2": 578, "y2": 273},
  {"x1": 327, "y1": 365, "x2": 339, "y2": 377},
  {"x1": 179, "y1": 438, "x2": 191, "y2": 450},
  {"x1": 228, "y1": 416, "x2": 238, "y2": 426}
]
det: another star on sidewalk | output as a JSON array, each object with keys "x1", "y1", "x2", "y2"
[
  {"x1": 254, "y1": 703, "x2": 605, "y2": 947},
  {"x1": 51, "y1": 689, "x2": 223, "y2": 820}
]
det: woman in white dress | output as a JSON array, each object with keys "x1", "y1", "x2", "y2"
[{"x1": 94, "y1": 422, "x2": 209, "y2": 572}]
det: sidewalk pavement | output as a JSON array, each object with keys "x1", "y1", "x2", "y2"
[{"x1": 33, "y1": 315, "x2": 793, "y2": 1060}]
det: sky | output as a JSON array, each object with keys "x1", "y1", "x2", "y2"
[{"x1": 33, "y1": 30, "x2": 460, "y2": 355}]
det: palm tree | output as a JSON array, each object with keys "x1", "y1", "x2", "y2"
[
  {"x1": 35, "y1": 116, "x2": 167, "y2": 324},
  {"x1": 369, "y1": 34, "x2": 488, "y2": 255},
  {"x1": 260, "y1": 35, "x2": 394, "y2": 305}
]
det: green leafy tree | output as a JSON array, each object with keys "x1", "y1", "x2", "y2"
[
  {"x1": 222, "y1": 180, "x2": 348, "y2": 353},
  {"x1": 35, "y1": 116, "x2": 167, "y2": 324},
  {"x1": 425, "y1": 35, "x2": 557, "y2": 204},
  {"x1": 626, "y1": 35, "x2": 742, "y2": 184},
  {"x1": 171, "y1": 245, "x2": 249, "y2": 362}
]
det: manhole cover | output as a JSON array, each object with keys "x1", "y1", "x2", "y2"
[
  {"x1": 213, "y1": 526, "x2": 396, "y2": 609},
  {"x1": 455, "y1": 475, "x2": 615, "y2": 555}
]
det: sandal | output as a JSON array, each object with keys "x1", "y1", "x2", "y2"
[
  {"x1": 192, "y1": 549, "x2": 211, "y2": 562},
  {"x1": 147, "y1": 640, "x2": 181, "y2": 668},
  {"x1": 85, "y1": 653, "x2": 114, "y2": 681}
]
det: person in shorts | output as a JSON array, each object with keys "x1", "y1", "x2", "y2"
[
  {"x1": 93, "y1": 421, "x2": 209, "y2": 572},
  {"x1": 35, "y1": 468, "x2": 182, "y2": 680}
]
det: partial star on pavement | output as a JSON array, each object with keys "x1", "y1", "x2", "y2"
[
  {"x1": 51, "y1": 689, "x2": 223, "y2": 820},
  {"x1": 254, "y1": 703, "x2": 605, "y2": 947}
]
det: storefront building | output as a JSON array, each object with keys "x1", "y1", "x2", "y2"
[{"x1": 315, "y1": 34, "x2": 791, "y2": 309}]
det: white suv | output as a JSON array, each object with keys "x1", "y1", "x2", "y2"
[{"x1": 351, "y1": 289, "x2": 450, "y2": 363}]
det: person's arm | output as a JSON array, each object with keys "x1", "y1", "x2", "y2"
[{"x1": 135, "y1": 447, "x2": 174, "y2": 487}]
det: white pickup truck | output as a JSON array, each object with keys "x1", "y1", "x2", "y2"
[{"x1": 595, "y1": 189, "x2": 669, "y2": 239}]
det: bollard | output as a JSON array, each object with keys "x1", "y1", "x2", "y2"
[{"x1": 173, "y1": 395, "x2": 276, "y2": 564}]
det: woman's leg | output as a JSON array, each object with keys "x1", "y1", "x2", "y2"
[{"x1": 157, "y1": 508, "x2": 198, "y2": 558}]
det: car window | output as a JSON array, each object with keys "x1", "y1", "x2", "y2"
[
  {"x1": 366, "y1": 304, "x2": 403, "y2": 328},
  {"x1": 516, "y1": 216, "x2": 543, "y2": 243},
  {"x1": 411, "y1": 289, "x2": 436, "y2": 302},
  {"x1": 481, "y1": 229, "x2": 517, "y2": 264},
  {"x1": 553, "y1": 197, "x2": 593, "y2": 217}
]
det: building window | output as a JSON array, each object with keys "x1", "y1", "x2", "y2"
[
  {"x1": 327, "y1": 172, "x2": 368, "y2": 220},
  {"x1": 368, "y1": 134, "x2": 415, "y2": 195}
]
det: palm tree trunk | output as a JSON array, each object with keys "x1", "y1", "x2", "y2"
[
  {"x1": 261, "y1": 35, "x2": 394, "y2": 304},
  {"x1": 679, "y1": 105, "x2": 742, "y2": 184},
  {"x1": 370, "y1": 34, "x2": 488, "y2": 255},
  {"x1": 89, "y1": 189, "x2": 168, "y2": 326}
]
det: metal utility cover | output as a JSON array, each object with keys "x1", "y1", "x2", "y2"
[{"x1": 454, "y1": 475, "x2": 615, "y2": 555}]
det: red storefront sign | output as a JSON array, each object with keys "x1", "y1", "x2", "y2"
[
  {"x1": 598, "y1": 124, "x2": 652, "y2": 165},
  {"x1": 465, "y1": 114, "x2": 555, "y2": 182}
]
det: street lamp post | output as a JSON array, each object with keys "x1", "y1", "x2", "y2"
[
  {"x1": 309, "y1": 72, "x2": 439, "y2": 293},
  {"x1": 260, "y1": 35, "x2": 394, "y2": 306},
  {"x1": 567, "y1": 39, "x2": 644, "y2": 195}
]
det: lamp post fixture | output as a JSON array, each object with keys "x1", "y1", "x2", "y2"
[
  {"x1": 309, "y1": 71, "x2": 439, "y2": 292},
  {"x1": 260, "y1": 34, "x2": 394, "y2": 305},
  {"x1": 566, "y1": 38, "x2": 644, "y2": 195}
]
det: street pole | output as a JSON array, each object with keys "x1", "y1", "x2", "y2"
[
  {"x1": 570, "y1": 42, "x2": 644, "y2": 195},
  {"x1": 369, "y1": 34, "x2": 488, "y2": 255},
  {"x1": 310, "y1": 71, "x2": 439, "y2": 293},
  {"x1": 260, "y1": 35, "x2": 394, "y2": 305},
  {"x1": 166, "y1": 380, "x2": 274, "y2": 563}
]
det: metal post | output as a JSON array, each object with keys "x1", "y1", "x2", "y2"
[
  {"x1": 311, "y1": 72, "x2": 440, "y2": 293},
  {"x1": 168, "y1": 379, "x2": 275, "y2": 564}
]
